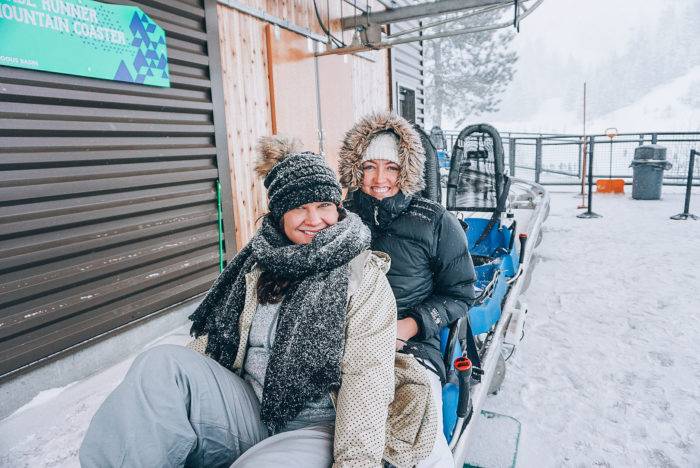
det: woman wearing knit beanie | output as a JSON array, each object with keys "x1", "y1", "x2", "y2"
[
  {"x1": 340, "y1": 111, "x2": 478, "y2": 467},
  {"x1": 80, "y1": 136, "x2": 437, "y2": 468}
]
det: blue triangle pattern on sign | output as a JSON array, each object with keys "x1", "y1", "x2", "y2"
[
  {"x1": 114, "y1": 60, "x2": 134, "y2": 82},
  {"x1": 130, "y1": 12, "x2": 151, "y2": 49},
  {"x1": 129, "y1": 14, "x2": 140, "y2": 29},
  {"x1": 133, "y1": 49, "x2": 148, "y2": 71},
  {"x1": 125, "y1": 10, "x2": 169, "y2": 86}
]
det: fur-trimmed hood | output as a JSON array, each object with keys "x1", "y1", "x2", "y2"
[{"x1": 339, "y1": 112, "x2": 425, "y2": 196}]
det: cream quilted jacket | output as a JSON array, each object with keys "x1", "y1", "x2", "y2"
[{"x1": 189, "y1": 251, "x2": 437, "y2": 468}]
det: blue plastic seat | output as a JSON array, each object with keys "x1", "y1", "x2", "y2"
[
  {"x1": 440, "y1": 218, "x2": 521, "y2": 442},
  {"x1": 464, "y1": 218, "x2": 518, "y2": 277}
]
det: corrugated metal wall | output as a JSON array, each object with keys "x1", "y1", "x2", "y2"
[
  {"x1": 0, "y1": 0, "x2": 232, "y2": 378},
  {"x1": 389, "y1": 0, "x2": 425, "y2": 126}
]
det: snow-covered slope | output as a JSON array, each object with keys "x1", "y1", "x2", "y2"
[
  {"x1": 589, "y1": 66, "x2": 700, "y2": 133},
  {"x1": 480, "y1": 67, "x2": 700, "y2": 134}
]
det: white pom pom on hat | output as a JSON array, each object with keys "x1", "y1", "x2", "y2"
[{"x1": 362, "y1": 132, "x2": 400, "y2": 165}]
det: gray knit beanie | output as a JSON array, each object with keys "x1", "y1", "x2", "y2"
[
  {"x1": 256, "y1": 135, "x2": 342, "y2": 222},
  {"x1": 362, "y1": 131, "x2": 400, "y2": 164}
]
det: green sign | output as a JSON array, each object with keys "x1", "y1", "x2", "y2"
[{"x1": 0, "y1": 0, "x2": 170, "y2": 87}]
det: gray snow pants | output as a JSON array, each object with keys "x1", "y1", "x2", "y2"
[{"x1": 79, "y1": 345, "x2": 334, "y2": 468}]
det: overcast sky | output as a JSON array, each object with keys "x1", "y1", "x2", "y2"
[{"x1": 511, "y1": 0, "x2": 666, "y2": 66}]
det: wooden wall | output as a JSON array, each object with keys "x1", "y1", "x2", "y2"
[
  {"x1": 236, "y1": 0, "x2": 325, "y2": 36},
  {"x1": 318, "y1": 50, "x2": 390, "y2": 171},
  {"x1": 267, "y1": 26, "x2": 320, "y2": 151},
  {"x1": 217, "y1": 4, "x2": 271, "y2": 248},
  {"x1": 216, "y1": 0, "x2": 390, "y2": 249}
]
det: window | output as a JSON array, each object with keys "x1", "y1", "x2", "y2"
[{"x1": 398, "y1": 85, "x2": 416, "y2": 123}]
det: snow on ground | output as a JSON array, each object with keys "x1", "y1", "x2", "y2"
[
  {"x1": 1, "y1": 187, "x2": 699, "y2": 467},
  {"x1": 0, "y1": 328, "x2": 190, "y2": 467},
  {"x1": 482, "y1": 186, "x2": 700, "y2": 467}
]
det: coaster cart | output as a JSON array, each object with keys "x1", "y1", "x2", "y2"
[
  {"x1": 419, "y1": 123, "x2": 550, "y2": 466},
  {"x1": 428, "y1": 126, "x2": 452, "y2": 185}
]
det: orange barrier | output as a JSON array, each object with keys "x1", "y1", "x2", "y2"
[{"x1": 596, "y1": 179, "x2": 625, "y2": 193}]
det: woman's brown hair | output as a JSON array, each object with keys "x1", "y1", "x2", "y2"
[{"x1": 256, "y1": 271, "x2": 299, "y2": 304}]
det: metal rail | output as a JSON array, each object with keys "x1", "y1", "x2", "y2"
[
  {"x1": 451, "y1": 179, "x2": 550, "y2": 465},
  {"x1": 671, "y1": 149, "x2": 699, "y2": 220},
  {"x1": 217, "y1": 0, "x2": 329, "y2": 43},
  {"x1": 340, "y1": 0, "x2": 511, "y2": 29},
  {"x1": 319, "y1": 0, "x2": 543, "y2": 56},
  {"x1": 441, "y1": 130, "x2": 700, "y2": 186}
]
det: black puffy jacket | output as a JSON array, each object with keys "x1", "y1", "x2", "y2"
[{"x1": 346, "y1": 190, "x2": 476, "y2": 380}]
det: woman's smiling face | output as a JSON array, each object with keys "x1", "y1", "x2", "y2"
[
  {"x1": 282, "y1": 201, "x2": 339, "y2": 245},
  {"x1": 360, "y1": 159, "x2": 400, "y2": 200}
]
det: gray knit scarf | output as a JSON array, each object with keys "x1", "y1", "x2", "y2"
[{"x1": 189, "y1": 211, "x2": 370, "y2": 433}]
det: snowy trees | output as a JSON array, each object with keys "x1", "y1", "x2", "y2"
[
  {"x1": 424, "y1": 12, "x2": 518, "y2": 128},
  {"x1": 561, "y1": 2, "x2": 700, "y2": 121}
]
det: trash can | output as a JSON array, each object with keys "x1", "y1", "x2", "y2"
[{"x1": 630, "y1": 145, "x2": 672, "y2": 200}]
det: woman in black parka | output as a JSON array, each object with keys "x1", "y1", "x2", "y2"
[{"x1": 339, "y1": 111, "x2": 477, "y2": 465}]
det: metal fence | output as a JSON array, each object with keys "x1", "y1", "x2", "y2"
[{"x1": 441, "y1": 131, "x2": 700, "y2": 185}]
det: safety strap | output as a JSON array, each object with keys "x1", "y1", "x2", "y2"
[
  {"x1": 474, "y1": 175, "x2": 512, "y2": 247},
  {"x1": 463, "y1": 317, "x2": 482, "y2": 379}
]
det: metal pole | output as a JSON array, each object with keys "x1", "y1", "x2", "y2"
[
  {"x1": 671, "y1": 149, "x2": 698, "y2": 220},
  {"x1": 313, "y1": 49, "x2": 325, "y2": 155},
  {"x1": 651, "y1": 133, "x2": 658, "y2": 145},
  {"x1": 509, "y1": 137, "x2": 516, "y2": 176},
  {"x1": 535, "y1": 137, "x2": 542, "y2": 183},
  {"x1": 683, "y1": 150, "x2": 695, "y2": 213},
  {"x1": 580, "y1": 82, "x2": 587, "y2": 198},
  {"x1": 340, "y1": 0, "x2": 509, "y2": 29},
  {"x1": 578, "y1": 136, "x2": 602, "y2": 218},
  {"x1": 587, "y1": 139, "x2": 594, "y2": 210},
  {"x1": 579, "y1": 137, "x2": 587, "y2": 201},
  {"x1": 387, "y1": 2, "x2": 505, "y2": 39},
  {"x1": 609, "y1": 140, "x2": 613, "y2": 179},
  {"x1": 577, "y1": 141, "x2": 582, "y2": 178},
  {"x1": 218, "y1": 0, "x2": 328, "y2": 43}
]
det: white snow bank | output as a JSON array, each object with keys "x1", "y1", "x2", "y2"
[
  {"x1": 482, "y1": 186, "x2": 700, "y2": 467},
  {"x1": 9, "y1": 383, "x2": 77, "y2": 419},
  {"x1": 0, "y1": 327, "x2": 190, "y2": 468}
]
